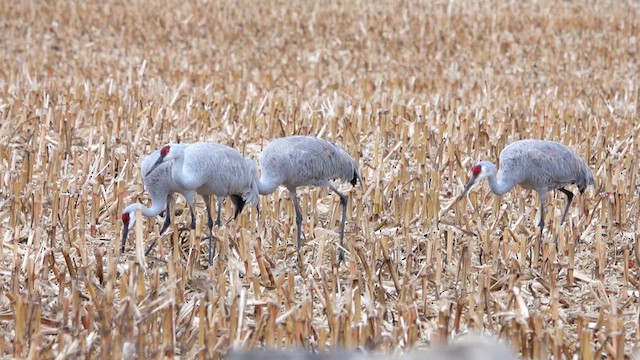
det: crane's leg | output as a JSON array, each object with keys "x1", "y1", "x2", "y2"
[
  {"x1": 328, "y1": 184, "x2": 348, "y2": 263},
  {"x1": 205, "y1": 195, "x2": 217, "y2": 265},
  {"x1": 189, "y1": 205, "x2": 196, "y2": 230},
  {"x1": 159, "y1": 194, "x2": 172, "y2": 235},
  {"x1": 537, "y1": 191, "x2": 547, "y2": 256},
  {"x1": 215, "y1": 197, "x2": 224, "y2": 227},
  {"x1": 289, "y1": 188, "x2": 303, "y2": 256}
]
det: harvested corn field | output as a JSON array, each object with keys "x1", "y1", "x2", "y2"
[{"x1": 0, "y1": 0, "x2": 639, "y2": 358}]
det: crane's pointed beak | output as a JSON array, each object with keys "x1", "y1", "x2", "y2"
[
  {"x1": 145, "y1": 156, "x2": 166, "y2": 177},
  {"x1": 457, "y1": 176, "x2": 477, "y2": 201},
  {"x1": 120, "y1": 221, "x2": 129, "y2": 253}
]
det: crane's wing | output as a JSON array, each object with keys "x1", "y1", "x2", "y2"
[
  {"x1": 500, "y1": 140, "x2": 592, "y2": 191},
  {"x1": 262, "y1": 136, "x2": 358, "y2": 187}
]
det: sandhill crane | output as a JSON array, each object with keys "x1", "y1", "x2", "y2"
[
  {"x1": 229, "y1": 335, "x2": 514, "y2": 360},
  {"x1": 121, "y1": 145, "x2": 197, "y2": 254},
  {"x1": 256, "y1": 135, "x2": 361, "y2": 262},
  {"x1": 146, "y1": 142, "x2": 259, "y2": 265},
  {"x1": 459, "y1": 139, "x2": 595, "y2": 250}
]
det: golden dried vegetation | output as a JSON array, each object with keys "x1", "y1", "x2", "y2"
[{"x1": 0, "y1": 0, "x2": 639, "y2": 358}]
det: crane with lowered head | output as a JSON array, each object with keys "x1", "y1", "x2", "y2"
[
  {"x1": 121, "y1": 144, "x2": 197, "y2": 254},
  {"x1": 146, "y1": 142, "x2": 259, "y2": 265},
  {"x1": 459, "y1": 139, "x2": 595, "y2": 250}
]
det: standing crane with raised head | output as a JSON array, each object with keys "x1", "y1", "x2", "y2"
[
  {"x1": 256, "y1": 135, "x2": 361, "y2": 262},
  {"x1": 121, "y1": 145, "x2": 197, "y2": 254},
  {"x1": 458, "y1": 139, "x2": 595, "y2": 250},
  {"x1": 146, "y1": 142, "x2": 260, "y2": 265}
]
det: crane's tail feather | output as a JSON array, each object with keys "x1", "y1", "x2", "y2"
[
  {"x1": 230, "y1": 195, "x2": 245, "y2": 219},
  {"x1": 242, "y1": 178, "x2": 261, "y2": 210},
  {"x1": 347, "y1": 150, "x2": 361, "y2": 187},
  {"x1": 350, "y1": 167, "x2": 361, "y2": 187},
  {"x1": 578, "y1": 159, "x2": 595, "y2": 193},
  {"x1": 336, "y1": 146, "x2": 360, "y2": 187}
]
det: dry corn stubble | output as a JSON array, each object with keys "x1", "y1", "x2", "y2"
[{"x1": 0, "y1": 0, "x2": 639, "y2": 358}]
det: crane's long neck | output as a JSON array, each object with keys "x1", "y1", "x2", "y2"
[
  {"x1": 256, "y1": 175, "x2": 282, "y2": 195},
  {"x1": 171, "y1": 154, "x2": 200, "y2": 190},
  {"x1": 487, "y1": 172, "x2": 514, "y2": 196},
  {"x1": 129, "y1": 200, "x2": 165, "y2": 218}
]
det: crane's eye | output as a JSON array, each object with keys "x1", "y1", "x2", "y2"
[
  {"x1": 160, "y1": 145, "x2": 170, "y2": 156},
  {"x1": 122, "y1": 213, "x2": 130, "y2": 223},
  {"x1": 472, "y1": 165, "x2": 482, "y2": 177}
]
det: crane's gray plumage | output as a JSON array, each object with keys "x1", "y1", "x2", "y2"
[
  {"x1": 121, "y1": 145, "x2": 197, "y2": 254},
  {"x1": 146, "y1": 142, "x2": 259, "y2": 265},
  {"x1": 256, "y1": 135, "x2": 360, "y2": 262},
  {"x1": 460, "y1": 139, "x2": 595, "y2": 250}
]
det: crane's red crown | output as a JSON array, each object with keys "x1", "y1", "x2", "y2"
[
  {"x1": 122, "y1": 213, "x2": 130, "y2": 223},
  {"x1": 160, "y1": 145, "x2": 170, "y2": 156},
  {"x1": 472, "y1": 164, "x2": 482, "y2": 177}
]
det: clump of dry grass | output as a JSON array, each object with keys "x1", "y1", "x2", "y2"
[{"x1": 0, "y1": 0, "x2": 638, "y2": 359}]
